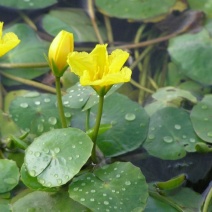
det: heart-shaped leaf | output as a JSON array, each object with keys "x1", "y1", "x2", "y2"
[
  {"x1": 69, "y1": 162, "x2": 148, "y2": 212},
  {"x1": 25, "y1": 128, "x2": 93, "y2": 187}
]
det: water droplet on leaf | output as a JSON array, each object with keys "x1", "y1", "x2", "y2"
[
  {"x1": 20, "y1": 103, "x2": 28, "y2": 108},
  {"x1": 163, "y1": 136, "x2": 173, "y2": 143},
  {"x1": 34, "y1": 101, "x2": 41, "y2": 105},
  {"x1": 125, "y1": 181, "x2": 131, "y2": 185},
  {"x1": 207, "y1": 132, "x2": 212, "y2": 137},
  {"x1": 124, "y1": 113, "x2": 136, "y2": 121},
  {"x1": 54, "y1": 147, "x2": 60, "y2": 153},
  {"x1": 174, "y1": 124, "x2": 181, "y2": 130},
  {"x1": 37, "y1": 124, "x2": 44, "y2": 132},
  {"x1": 48, "y1": 117, "x2": 57, "y2": 125},
  {"x1": 29, "y1": 170, "x2": 36, "y2": 177}
]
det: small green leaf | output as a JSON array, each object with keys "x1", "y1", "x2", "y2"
[
  {"x1": 69, "y1": 162, "x2": 148, "y2": 212},
  {"x1": 191, "y1": 94, "x2": 212, "y2": 143},
  {"x1": 25, "y1": 128, "x2": 93, "y2": 187},
  {"x1": 0, "y1": 159, "x2": 20, "y2": 193},
  {"x1": 143, "y1": 107, "x2": 202, "y2": 160}
]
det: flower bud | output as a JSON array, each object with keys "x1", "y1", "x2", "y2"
[{"x1": 48, "y1": 30, "x2": 74, "y2": 77}]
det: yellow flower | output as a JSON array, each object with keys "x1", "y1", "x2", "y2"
[
  {"x1": 67, "y1": 44, "x2": 132, "y2": 94},
  {"x1": 0, "y1": 22, "x2": 20, "y2": 57},
  {"x1": 48, "y1": 30, "x2": 74, "y2": 77}
]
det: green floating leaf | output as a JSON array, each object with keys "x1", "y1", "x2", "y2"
[
  {"x1": 69, "y1": 162, "x2": 148, "y2": 212},
  {"x1": 95, "y1": 0, "x2": 176, "y2": 20},
  {"x1": 0, "y1": 0, "x2": 57, "y2": 9},
  {"x1": 71, "y1": 93, "x2": 149, "y2": 157},
  {"x1": 12, "y1": 190, "x2": 88, "y2": 212},
  {"x1": 42, "y1": 8, "x2": 106, "y2": 42},
  {"x1": 25, "y1": 128, "x2": 93, "y2": 187},
  {"x1": 0, "y1": 24, "x2": 49, "y2": 86},
  {"x1": 0, "y1": 159, "x2": 20, "y2": 193},
  {"x1": 62, "y1": 82, "x2": 122, "y2": 111},
  {"x1": 143, "y1": 107, "x2": 202, "y2": 160},
  {"x1": 191, "y1": 95, "x2": 212, "y2": 143},
  {"x1": 9, "y1": 92, "x2": 71, "y2": 136},
  {"x1": 188, "y1": 0, "x2": 212, "y2": 18},
  {"x1": 168, "y1": 28, "x2": 212, "y2": 85}
]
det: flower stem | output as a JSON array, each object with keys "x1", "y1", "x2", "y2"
[
  {"x1": 91, "y1": 94, "x2": 104, "y2": 163},
  {"x1": 55, "y1": 76, "x2": 67, "y2": 128}
]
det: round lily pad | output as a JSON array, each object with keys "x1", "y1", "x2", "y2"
[
  {"x1": 0, "y1": 0, "x2": 57, "y2": 9},
  {"x1": 24, "y1": 128, "x2": 93, "y2": 187},
  {"x1": 143, "y1": 107, "x2": 202, "y2": 160},
  {"x1": 190, "y1": 95, "x2": 212, "y2": 143},
  {"x1": 0, "y1": 159, "x2": 20, "y2": 193},
  {"x1": 69, "y1": 162, "x2": 148, "y2": 212},
  {"x1": 95, "y1": 0, "x2": 176, "y2": 20},
  {"x1": 10, "y1": 92, "x2": 71, "y2": 136}
]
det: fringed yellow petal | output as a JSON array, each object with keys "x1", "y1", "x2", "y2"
[
  {"x1": 0, "y1": 32, "x2": 20, "y2": 57},
  {"x1": 67, "y1": 52, "x2": 95, "y2": 76},
  {"x1": 108, "y1": 49, "x2": 129, "y2": 73}
]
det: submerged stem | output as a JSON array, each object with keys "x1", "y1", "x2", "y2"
[{"x1": 55, "y1": 76, "x2": 67, "y2": 128}]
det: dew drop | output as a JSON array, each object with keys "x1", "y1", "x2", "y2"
[
  {"x1": 34, "y1": 152, "x2": 41, "y2": 157},
  {"x1": 104, "y1": 201, "x2": 109, "y2": 205},
  {"x1": 207, "y1": 132, "x2": 212, "y2": 137},
  {"x1": 44, "y1": 98, "x2": 51, "y2": 103},
  {"x1": 68, "y1": 157, "x2": 73, "y2": 160},
  {"x1": 122, "y1": 187, "x2": 126, "y2": 191},
  {"x1": 103, "y1": 193, "x2": 107, "y2": 196},
  {"x1": 37, "y1": 124, "x2": 44, "y2": 132},
  {"x1": 65, "y1": 175, "x2": 69, "y2": 180},
  {"x1": 125, "y1": 181, "x2": 131, "y2": 185},
  {"x1": 174, "y1": 124, "x2": 181, "y2": 130},
  {"x1": 116, "y1": 174, "x2": 120, "y2": 178},
  {"x1": 47, "y1": 182, "x2": 52, "y2": 187},
  {"x1": 90, "y1": 198, "x2": 95, "y2": 202},
  {"x1": 189, "y1": 138, "x2": 196, "y2": 143},
  {"x1": 91, "y1": 189, "x2": 96, "y2": 193},
  {"x1": 204, "y1": 117, "x2": 209, "y2": 121},
  {"x1": 80, "y1": 198, "x2": 85, "y2": 202},
  {"x1": 43, "y1": 148, "x2": 49, "y2": 154},
  {"x1": 72, "y1": 145, "x2": 76, "y2": 149},
  {"x1": 29, "y1": 170, "x2": 36, "y2": 177},
  {"x1": 148, "y1": 134, "x2": 155, "y2": 140},
  {"x1": 63, "y1": 101, "x2": 69, "y2": 105},
  {"x1": 182, "y1": 135, "x2": 187, "y2": 139},
  {"x1": 34, "y1": 101, "x2": 41, "y2": 105},
  {"x1": 24, "y1": 91, "x2": 39, "y2": 97},
  {"x1": 48, "y1": 117, "x2": 57, "y2": 125},
  {"x1": 150, "y1": 127, "x2": 155, "y2": 131},
  {"x1": 125, "y1": 113, "x2": 136, "y2": 121},
  {"x1": 163, "y1": 136, "x2": 173, "y2": 143},
  {"x1": 73, "y1": 187, "x2": 79, "y2": 191},
  {"x1": 20, "y1": 102, "x2": 28, "y2": 108},
  {"x1": 28, "y1": 150, "x2": 33, "y2": 155},
  {"x1": 39, "y1": 179, "x2": 45, "y2": 184},
  {"x1": 54, "y1": 174, "x2": 58, "y2": 178},
  {"x1": 54, "y1": 147, "x2": 60, "y2": 153},
  {"x1": 57, "y1": 179, "x2": 62, "y2": 185},
  {"x1": 79, "y1": 98, "x2": 84, "y2": 102},
  {"x1": 65, "y1": 112, "x2": 71, "y2": 118},
  {"x1": 79, "y1": 141, "x2": 83, "y2": 144},
  {"x1": 76, "y1": 155, "x2": 80, "y2": 158},
  {"x1": 201, "y1": 105, "x2": 208, "y2": 110}
]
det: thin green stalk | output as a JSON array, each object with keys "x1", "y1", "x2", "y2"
[
  {"x1": 202, "y1": 186, "x2": 212, "y2": 212},
  {"x1": 91, "y1": 94, "x2": 104, "y2": 163},
  {"x1": 86, "y1": 109, "x2": 91, "y2": 131},
  {"x1": 55, "y1": 76, "x2": 67, "y2": 128},
  {"x1": 0, "y1": 71, "x2": 65, "y2": 94}
]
